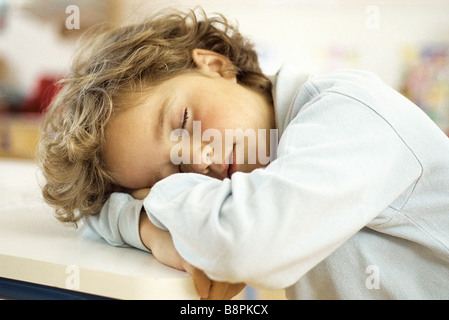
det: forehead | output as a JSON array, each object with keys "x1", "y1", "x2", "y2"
[{"x1": 103, "y1": 94, "x2": 163, "y2": 189}]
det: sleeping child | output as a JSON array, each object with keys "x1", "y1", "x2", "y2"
[{"x1": 38, "y1": 9, "x2": 449, "y2": 299}]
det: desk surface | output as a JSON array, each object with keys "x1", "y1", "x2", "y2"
[{"x1": 0, "y1": 158, "x2": 198, "y2": 299}]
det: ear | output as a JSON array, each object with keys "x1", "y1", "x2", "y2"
[{"x1": 192, "y1": 48, "x2": 237, "y2": 82}]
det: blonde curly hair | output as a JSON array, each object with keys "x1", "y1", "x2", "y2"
[{"x1": 37, "y1": 8, "x2": 273, "y2": 224}]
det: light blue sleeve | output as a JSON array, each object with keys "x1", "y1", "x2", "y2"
[
  {"x1": 143, "y1": 90, "x2": 422, "y2": 290},
  {"x1": 85, "y1": 192, "x2": 150, "y2": 252}
]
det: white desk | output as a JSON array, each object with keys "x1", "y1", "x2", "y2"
[{"x1": 0, "y1": 158, "x2": 198, "y2": 299}]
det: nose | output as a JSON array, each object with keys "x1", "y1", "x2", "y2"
[{"x1": 180, "y1": 144, "x2": 213, "y2": 174}]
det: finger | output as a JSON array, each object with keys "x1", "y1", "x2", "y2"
[
  {"x1": 204, "y1": 282, "x2": 246, "y2": 300},
  {"x1": 223, "y1": 283, "x2": 246, "y2": 300},
  {"x1": 204, "y1": 281, "x2": 229, "y2": 300},
  {"x1": 192, "y1": 269, "x2": 211, "y2": 299},
  {"x1": 184, "y1": 264, "x2": 211, "y2": 299}
]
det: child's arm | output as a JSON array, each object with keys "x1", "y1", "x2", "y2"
[
  {"x1": 87, "y1": 190, "x2": 244, "y2": 299},
  {"x1": 85, "y1": 192, "x2": 149, "y2": 252},
  {"x1": 138, "y1": 210, "x2": 245, "y2": 299},
  {"x1": 138, "y1": 210, "x2": 209, "y2": 298}
]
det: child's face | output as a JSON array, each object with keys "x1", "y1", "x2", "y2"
[{"x1": 104, "y1": 51, "x2": 275, "y2": 190}]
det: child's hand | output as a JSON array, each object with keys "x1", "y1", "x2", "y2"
[
  {"x1": 139, "y1": 211, "x2": 245, "y2": 299},
  {"x1": 154, "y1": 234, "x2": 246, "y2": 299},
  {"x1": 202, "y1": 279, "x2": 246, "y2": 300},
  {"x1": 130, "y1": 188, "x2": 151, "y2": 199},
  {"x1": 181, "y1": 257, "x2": 246, "y2": 299}
]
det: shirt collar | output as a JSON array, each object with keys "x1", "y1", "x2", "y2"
[{"x1": 271, "y1": 62, "x2": 310, "y2": 138}]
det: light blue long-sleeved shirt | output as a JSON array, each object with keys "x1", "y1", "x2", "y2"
[{"x1": 87, "y1": 64, "x2": 449, "y2": 299}]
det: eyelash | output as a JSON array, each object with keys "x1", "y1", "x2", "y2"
[
  {"x1": 181, "y1": 108, "x2": 189, "y2": 129},
  {"x1": 178, "y1": 108, "x2": 189, "y2": 174}
]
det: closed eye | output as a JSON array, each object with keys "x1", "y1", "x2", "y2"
[
  {"x1": 178, "y1": 108, "x2": 189, "y2": 174},
  {"x1": 181, "y1": 108, "x2": 189, "y2": 129}
]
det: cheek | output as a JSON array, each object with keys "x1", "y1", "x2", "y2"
[
  {"x1": 114, "y1": 160, "x2": 151, "y2": 189},
  {"x1": 196, "y1": 105, "x2": 242, "y2": 132},
  {"x1": 112, "y1": 142, "x2": 159, "y2": 189},
  {"x1": 199, "y1": 115, "x2": 227, "y2": 131}
]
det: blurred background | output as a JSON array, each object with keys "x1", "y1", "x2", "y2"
[
  {"x1": 1, "y1": 0, "x2": 448, "y2": 159},
  {"x1": 0, "y1": 0, "x2": 448, "y2": 298}
]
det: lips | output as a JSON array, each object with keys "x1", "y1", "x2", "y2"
[{"x1": 227, "y1": 145, "x2": 238, "y2": 179}]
